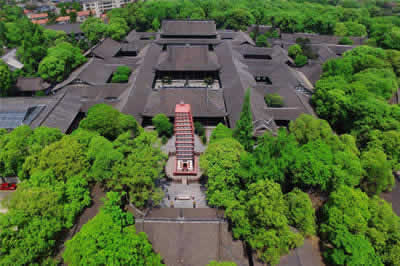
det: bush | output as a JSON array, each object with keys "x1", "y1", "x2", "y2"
[
  {"x1": 152, "y1": 113, "x2": 173, "y2": 137},
  {"x1": 339, "y1": 36, "x2": 354, "y2": 45},
  {"x1": 201, "y1": 134, "x2": 207, "y2": 144},
  {"x1": 161, "y1": 135, "x2": 168, "y2": 144},
  {"x1": 256, "y1": 34, "x2": 269, "y2": 47},
  {"x1": 162, "y1": 75, "x2": 172, "y2": 84},
  {"x1": 295, "y1": 54, "x2": 308, "y2": 67},
  {"x1": 194, "y1": 121, "x2": 205, "y2": 136},
  {"x1": 111, "y1": 66, "x2": 131, "y2": 83},
  {"x1": 204, "y1": 76, "x2": 214, "y2": 86},
  {"x1": 264, "y1": 93, "x2": 284, "y2": 107},
  {"x1": 288, "y1": 44, "x2": 302, "y2": 59}
]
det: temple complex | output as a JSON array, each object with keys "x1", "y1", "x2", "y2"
[{"x1": 0, "y1": 19, "x2": 359, "y2": 135}]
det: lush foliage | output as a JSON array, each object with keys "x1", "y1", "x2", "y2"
[
  {"x1": 233, "y1": 89, "x2": 254, "y2": 152},
  {"x1": 152, "y1": 113, "x2": 173, "y2": 138},
  {"x1": 0, "y1": 165, "x2": 90, "y2": 265},
  {"x1": 109, "y1": 131, "x2": 166, "y2": 207},
  {"x1": 312, "y1": 46, "x2": 398, "y2": 193},
  {"x1": 0, "y1": 5, "x2": 84, "y2": 81},
  {"x1": 320, "y1": 185, "x2": 400, "y2": 265},
  {"x1": 63, "y1": 192, "x2": 163, "y2": 265},
  {"x1": 264, "y1": 93, "x2": 284, "y2": 107},
  {"x1": 39, "y1": 42, "x2": 86, "y2": 83},
  {"x1": 0, "y1": 104, "x2": 164, "y2": 264},
  {"x1": 201, "y1": 126, "x2": 320, "y2": 265},
  {"x1": 111, "y1": 66, "x2": 132, "y2": 83},
  {"x1": 0, "y1": 59, "x2": 13, "y2": 96},
  {"x1": 79, "y1": 104, "x2": 140, "y2": 140}
]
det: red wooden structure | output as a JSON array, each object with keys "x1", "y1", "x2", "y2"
[{"x1": 174, "y1": 102, "x2": 197, "y2": 175}]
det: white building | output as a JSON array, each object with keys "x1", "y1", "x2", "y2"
[{"x1": 81, "y1": 0, "x2": 134, "y2": 17}]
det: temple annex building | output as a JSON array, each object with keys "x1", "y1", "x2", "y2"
[{"x1": 0, "y1": 20, "x2": 358, "y2": 133}]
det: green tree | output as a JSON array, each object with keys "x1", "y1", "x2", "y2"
[
  {"x1": 79, "y1": 104, "x2": 140, "y2": 140},
  {"x1": 361, "y1": 148, "x2": 394, "y2": 195},
  {"x1": 63, "y1": 192, "x2": 163, "y2": 266},
  {"x1": 194, "y1": 121, "x2": 205, "y2": 136},
  {"x1": 81, "y1": 17, "x2": 108, "y2": 44},
  {"x1": 0, "y1": 59, "x2": 13, "y2": 96},
  {"x1": 109, "y1": 132, "x2": 166, "y2": 208},
  {"x1": 295, "y1": 54, "x2": 308, "y2": 67},
  {"x1": 200, "y1": 137, "x2": 245, "y2": 207},
  {"x1": 288, "y1": 44, "x2": 302, "y2": 59},
  {"x1": 152, "y1": 17, "x2": 160, "y2": 30},
  {"x1": 87, "y1": 135, "x2": 123, "y2": 182},
  {"x1": 107, "y1": 17, "x2": 130, "y2": 41},
  {"x1": 339, "y1": 36, "x2": 353, "y2": 45},
  {"x1": 289, "y1": 114, "x2": 333, "y2": 145},
  {"x1": 152, "y1": 113, "x2": 173, "y2": 138},
  {"x1": 285, "y1": 188, "x2": 316, "y2": 236},
  {"x1": 209, "y1": 123, "x2": 232, "y2": 143},
  {"x1": 255, "y1": 34, "x2": 269, "y2": 47},
  {"x1": 70, "y1": 11, "x2": 77, "y2": 23},
  {"x1": 111, "y1": 66, "x2": 132, "y2": 83},
  {"x1": 233, "y1": 88, "x2": 254, "y2": 152},
  {"x1": 38, "y1": 56, "x2": 66, "y2": 83},
  {"x1": 264, "y1": 93, "x2": 284, "y2": 107},
  {"x1": 20, "y1": 135, "x2": 89, "y2": 181},
  {"x1": 0, "y1": 125, "x2": 33, "y2": 176},
  {"x1": 226, "y1": 179, "x2": 303, "y2": 265}
]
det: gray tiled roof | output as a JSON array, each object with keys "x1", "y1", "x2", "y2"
[
  {"x1": 161, "y1": 20, "x2": 217, "y2": 36},
  {"x1": 143, "y1": 88, "x2": 226, "y2": 117},
  {"x1": 16, "y1": 77, "x2": 47, "y2": 92},
  {"x1": 156, "y1": 46, "x2": 220, "y2": 71},
  {"x1": 91, "y1": 38, "x2": 122, "y2": 59}
]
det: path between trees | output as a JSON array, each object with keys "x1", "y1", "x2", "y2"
[{"x1": 54, "y1": 183, "x2": 106, "y2": 262}]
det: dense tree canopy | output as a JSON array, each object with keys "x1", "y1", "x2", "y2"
[
  {"x1": 233, "y1": 89, "x2": 254, "y2": 152},
  {"x1": 0, "y1": 59, "x2": 13, "y2": 96},
  {"x1": 152, "y1": 113, "x2": 173, "y2": 138},
  {"x1": 0, "y1": 105, "x2": 162, "y2": 264},
  {"x1": 79, "y1": 104, "x2": 140, "y2": 140},
  {"x1": 63, "y1": 192, "x2": 163, "y2": 265}
]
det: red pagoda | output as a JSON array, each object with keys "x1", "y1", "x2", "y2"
[{"x1": 174, "y1": 102, "x2": 197, "y2": 175}]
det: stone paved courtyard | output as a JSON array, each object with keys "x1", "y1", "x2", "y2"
[{"x1": 159, "y1": 180, "x2": 209, "y2": 208}]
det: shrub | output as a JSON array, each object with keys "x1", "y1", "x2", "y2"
[
  {"x1": 194, "y1": 121, "x2": 205, "y2": 136},
  {"x1": 204, "y1": 76, "x2": 214, "y2": 86},
  {"x1": 265, "y1": 93, "x2": 284, "y2": 107},
  {"x1": 288, "y1": 44, "x2": 302, "y2": 59},
  {"x1": 161, "y1": 135, "x2": 168, "y2": 144},
  {"x1": 201, "y1": 134, "x2": 207, "y2": 144},
  {"x1": 162, "y1": 75, "x2": 172, "y2": 84},
  {"x1": 111, "y1": 66, "x2": 131, "y2": 83},
  {"x1": 152, "y1": 113, "x2": 173, "y2": 137},
  {"x1": 295, "y1": 54, "x2": 308, "y2": 67},
  {"x1": 339, "y1": 36, "x2": 354, "y2": 45},
  {"x1": 256, "y1": 34, "x2": 269, "y2": 47}
]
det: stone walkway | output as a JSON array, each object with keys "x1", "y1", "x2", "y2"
[{"x1": 160, "y1": 181, "x2": 209, "y2": 208}]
